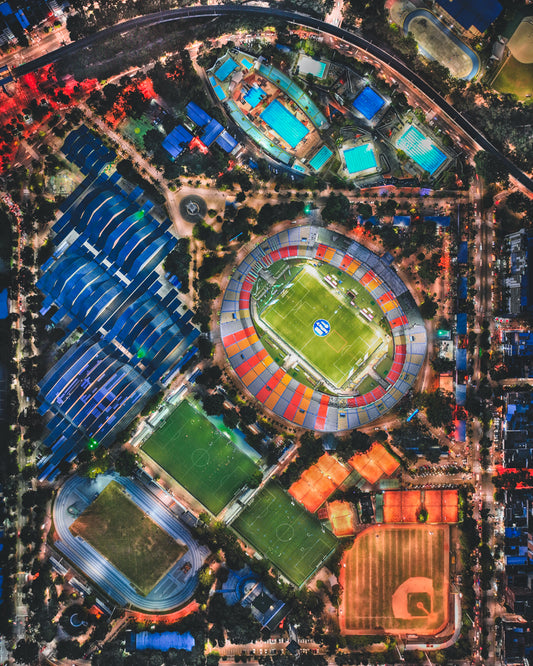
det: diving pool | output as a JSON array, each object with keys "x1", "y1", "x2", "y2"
[
  {"x1": 396, "y1": 125, "x2": 447, "y2": 174},
  {"x1": 243, "y1": 85, "x2": 266, "y2": 108},
  {"x1": 343, "y1": 144, "x2": 377, "y2": 175},
  {"x1": 260, "y1": 99, "x2": 309, "y2": 148},
  {"x1": 352, "y1": 87, "x2": 385, "y2": 120}
]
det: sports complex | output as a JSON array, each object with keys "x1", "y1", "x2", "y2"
[{"x1": 220, "y1": 226, "x2": 427, "y2": 431}]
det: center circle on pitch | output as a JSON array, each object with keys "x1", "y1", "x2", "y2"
[
  {"x1": 313, "y1": 319, "x2": 331, "y2": 337},
  {"x1": 276, "y1": 523, "x2": 295, "y2": 542},
  {"x1": 192, "y1": 449, "x2": 210, "y2": 468}
]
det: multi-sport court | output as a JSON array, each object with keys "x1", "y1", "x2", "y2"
[
  {"x1": 340, "y1": 524, "x2": 449, "y2": 635},
  {"x1": 231, "y1": 482, "x2": 337, "y2": 587},
  {"x1": 142, "y1": 400, "x2": 258, "y2": 515},
  {"x1": 258, "y1": 263, "x2": 387, "y2": 388}
]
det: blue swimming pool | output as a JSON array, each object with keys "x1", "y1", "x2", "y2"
[
  {"x1": 309, "y1": 145, "x2": 333, "y2": 171},
  {"x1": 215, "y1": 58, "x2": 238, "y2": 81},
  {"x1": 396, "y1": 125, "x2": 447, "y2": 175},
  {"x1": 243, "y1": 86, "x2": 266, "y2": 108},
  {"x1": 352, "y1": 87, "x2": 385, "y2": 120},
  {"x1": 214, "y1": 85, "x2": 227, "y2": 101},
  {"x1": 343, "y1": 144, "x2": 377, "y2": 175},
  {"x1": 260, "y1": 99, "x2": 309, "y2": 148},
  {"x1": 241, "y1": 57, "x2": 253, "y2": 69}
]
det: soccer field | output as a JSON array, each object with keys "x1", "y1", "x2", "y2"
[
  {"x1": 340, "y1": 524, "x2": 449, "y2": 635},
  {"x1": 258, "y1": 264, "x2": 386, "y2": 387},
  {"x1": 69, "y1": 481, "x2": 186, "y2": 596},
  {"x1": 142, "y1": 400, "x2": 258, "y2": 515},
  {"x1": 232, "y1": 483, "x2": 337, "y2": 587}
]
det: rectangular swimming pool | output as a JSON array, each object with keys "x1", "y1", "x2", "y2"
[
  {"x1": 241, "y1": 57, "x2": 254, "y2": 69},
  {"x1": 260, "y1": 99, "x2": 309, "y2": 148},
  {"x1": 215, "y1": 58, "x2": 238, "y2": 81},
  {"x1": 243, "y1": 85, "x2": 266, "y2": 108},
  {"x1": 352, "y1": 86, "x2": 385, "y2": 120},
  {"x1": 343, "y1": 144, "x2": 377, "y2": 174},
  {"x1": 309, "y1": 145, "x2": 333, "y2": 171},
  {"x1": 396, "y1": 125, "x2": 447, "y2": 174}
]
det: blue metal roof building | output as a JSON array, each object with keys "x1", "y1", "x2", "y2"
[
  {"x1": 127, "y1": 631, "x2": 195, "y2": 652},
  {"x1": 162, "y1": 125, "x2": 193, "y2": 159},
  {"x1": 61, "y1": 125, "x2": 116, "y2": 175},
  {"x1": 435, "y1": 0, "x2": 502, "y2": 33},
  {"x1": 216, "y1": 129, "x2": 238, "y2": 153},
  {"x1": 201, "y1": 118, "x2": 224, "y2": 147},
  {"x1": 458, "y1": 240, "x2": 468, "y2": 264},
  {"x1": 186, "y1": 101, "x2": 212, "y2": 127},
  {"x1": 36, "y1": 130, "x2": 200, "y2": 481},
  {"x1": 456, "y1": 312, "x2": 467, "y2": 335}
]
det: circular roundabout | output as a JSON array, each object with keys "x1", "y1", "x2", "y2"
[
  {"x1": 179, "y1": 194, "x2": 207, "y2": 223},
  {"x1": 220, "y1": 226, "x2": 427, "y2": 432}
]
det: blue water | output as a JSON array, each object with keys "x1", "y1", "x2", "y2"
[
  {"x1": 403, "y1": 9, "x2": 480, "y2": 81},
  {"x1": 243, "y1": 86, "x2": 266, "y2": 108},
  {"x1": 241, "y1": 57, "x2": 253, "y2": 69},
  {"x1": 352, "y1": 87, "x2": 385, "y2": 120},
  {"x1": 309, "y1": 145, "x2": 333, "y2": 171},
  {"x1": 343, "y1": 144, "x2": 377, "y2": 174},
  {"x1": 396, "y1": 125, "x2": 447, "y2": 174},
  {"x1": 214, "y1": 85, "x2": 227, "y2": 101},
  {"x1": 215, "y1": 58, "x2": 238, "y2": 81},
  {"x1": 260, "y1": 99, "x2": 309, "y2": 148}
]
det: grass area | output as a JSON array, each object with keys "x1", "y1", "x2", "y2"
[
  {"x1": 355, "y1": 376, "x2": 379, "y2": 394},
  {"x1": 232, "y1": 482, "x2": 337, "y2": 587},
  {"x1": 257, "y1": 264, "x2": 388, "y2": 388},
  {"x1": 121, "y1": 115, "x2": 155, "y2": 149},
  {"x1": 69, "y1": 481, "x2": 186, "y2": 595},
  {"x1": 492, "y1": 54, "x2": 533, "y2": 99},
  {"x1": 341, "y1": 525, "x2": 449, "y2": 635},
  {"x1": 142, "y1": 400, "x2": 259, "y2": 515}
]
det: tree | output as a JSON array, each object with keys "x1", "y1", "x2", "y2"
[
  {"x1": 321, "y1": 192, "x2": 351, "y2": 226},
  {"x1": 13, "y1": 640, "x2": 39, "y2": 665},
  {"x1": 248, "y1": 469, "x2": 263, "y2": 489},
  {"x1": 114, "y1": 450, "x2": 139, "y2": 477},
  {"x1": 474, "y1": 151, "x2": 508, "y2": 186},
  {"x1": 239, "y1": 404, "x2": 258, "y2": 425},
  {"x1": 419, "y1": 295, "x2": 438, "y2": 319},
  {"x1": 202, "y1": 393, "x2": 225, "y2": 416},
  {"x1": 223, "y1": 409, "x2": 240, "y2": 430}
]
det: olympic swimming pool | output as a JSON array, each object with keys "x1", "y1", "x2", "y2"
[
  {"x1": 343, "y1": 144, "x2": 377, "y2": 175},
  {"x1": 396, "y1": 125, "x2": 447, "y2": 174},
  {"x1": 260, "y1": 99, "x2": 309, "y2": 148}
]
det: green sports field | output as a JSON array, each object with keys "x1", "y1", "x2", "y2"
[
  {"x1": 142, "y1": 400, "x2": 258, "y2": 515},
  {"x1": 232, "y1": 482, "x2": 337, "y2": 587},
  {"x1": 258, "y1": 264, "x2": 387, "y2": 387},
  {"x1": 69, "y1": 481, "x2": 186, "y2": 596}
]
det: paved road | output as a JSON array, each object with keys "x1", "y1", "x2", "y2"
[
  {"x1": 53, "y1": 472, "x2": 208, "y2": 611},
  {"x1": 11, "y1": 6, "x2": 533, "y2": 193}
]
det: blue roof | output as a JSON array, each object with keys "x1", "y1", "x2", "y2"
[
  {"x1": 456, "y1": 312, "x2": 467, "y2": 335},
  {"x1": 393, "y1": 215, "x2": 411, "y2": 227},
  {"x1": 458, "y1": 240, "x2": 468, "y2": 264},
  {"x1": 352, "y1": 86, "x2": 385, "y2": 120},
  {"x1": 0, "y1": 3, "x2": 12, "y2": 16},
  {"x1": 458, "y1": 276, "x2": 467, "y2": 299},
  {"x1": 61, "y1": 125, "x2": 116, "y2": 175},
  {"x1": 456, "y1": 384, "x2": 466, "y2": 405},
  {"x1": 456, "y1": 348, "x2": 467, "y2": 371},
  {"x1": 162, "y1": 125, "x2": 193, "y2": 159},
  {"x1": 455, "y1": 419, "x2": 466, "y2": 442},
  {"x1": 186, "y1": 101, "x2": 212, "y2": 127},
  {"x1": 425, "y1": 215, "x2": 450, "y2": 227},
  {"x1": 134, "y1": 632, "x2": 195, "y2": 652},
  {"x1": 215, "y1": 58, "x2": 238, "y2": 81},
  {"x1": 201, "y1": 118, "x2": 223, "y2": 147},
  {"x1": 216, "y1": 129, "x2": 238, "y2": 153},
  {"x1": 436, "y1": 0, "x2": 502, "y2": 32}
]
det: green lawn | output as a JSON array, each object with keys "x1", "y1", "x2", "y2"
[
  {"x1": 69, "y1": 481, "x2": 186, "y2": 595},
  {"x1": 142, "y1": 400, "x2": 259, "y2": 515},
  {"x1": 258, "y1": 264, "x2": 387, "y2": 387},
  {"x1": 232, "y1": 483, "x2": 337, "y2": 587},
  {"x1": 492, "y1": 54, "x2": 533, "y2": 100}
]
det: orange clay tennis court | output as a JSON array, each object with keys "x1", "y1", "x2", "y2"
[
  {"x1": 383, "y1": 490, "x2": 458, "y2": 524},
  {"x1": 348, "y1": 442, "x2": 399, "y2": 485},
  {"x1": 289, "y1": 453, "x2": 350, "y2": 513},
  {"x1": 339, "y1": 524, "x2": 450, "y2": 636},
  {"x1": 327, "y1": 500, "x2": 356, "y2": 537}
]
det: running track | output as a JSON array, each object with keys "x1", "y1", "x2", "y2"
[{"x1": 11, "y1": 5, "x2": 533, "y2": 193}]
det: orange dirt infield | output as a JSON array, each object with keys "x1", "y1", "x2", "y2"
[
  {"x1": 348, "y1": 443, "x2": 399, "y2": 485},
  {"x1": 327, "y1": 500, "x2": 356, "y2": 537},
  {"x1": 339, "y1": 524, "x2": 450, "y2": 636},
  {"x1": 289, "y1": 453, "x2": 350, "y2": 513},
  {"x1": 383, "y1": 490, "x2": 458, "y2": 524}
]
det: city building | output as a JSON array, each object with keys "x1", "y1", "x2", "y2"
[
  {"x1": 502, "y1": 392, "x2": 533, "y2": 469},
  {"x1": 433, "y1": 0, "x2": 502, "y2": 35},
  {"x1": 502, "y1": 230, "x2": 533, "y2": 317}
]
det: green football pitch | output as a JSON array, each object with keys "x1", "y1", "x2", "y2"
[
  {"x1": 142, "y1": 400, "x2": 258, "y2": 515},
  {"x1": 232, "y1": 483, "x2": 337, "y2": 587},
  {"x1": 258, "y1": 264, "x2": 386, "y2": 387}
]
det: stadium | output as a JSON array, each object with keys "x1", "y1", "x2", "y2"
[{"x1": 220, "y1": 226, "x2": 427, "y2": 432}]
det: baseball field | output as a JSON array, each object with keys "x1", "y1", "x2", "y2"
[
  {"x1": 142, "y1": 400, "x2": 258, "y2": 515},
  {"x1": 69, "y1": 481, "x2": 186, "y2": 596},
  {"x1": 257, "y1": 264, "x2": 387, "y2": 387},
  {"x1": 340, "y1": 524, "x2": 449, "y2": 635},
  {"x1": 232, "y1": 482, "x2": 337, "y2": 587}
]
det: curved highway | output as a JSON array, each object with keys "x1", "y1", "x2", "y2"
[
  {"x1": 53, "y1": 472, "x2": 207, "y2": 611},
  {"x1": 12, "y1": 5, "x2": 533, "y2": 193}
]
